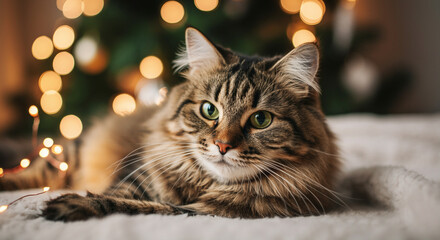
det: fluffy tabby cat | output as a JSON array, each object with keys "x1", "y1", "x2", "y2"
[{"x1": 0, "y1": 28, "x2": 340, "y2": 221}]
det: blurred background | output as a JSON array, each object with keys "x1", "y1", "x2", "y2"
[{"x1": 0, "y1": 0, "x2": 439, "y2": 141}]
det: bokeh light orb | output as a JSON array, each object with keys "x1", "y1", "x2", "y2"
[
  {"x1": 59, "y1": 162, "x2": 69, "y2": 171},
  {"x1": 292, "y1": 29, "x2": 316, "y2": 47},
  {"x1": 139, "y1": 56, "x2": 163, "y2": 79},
  {"x1": 160, "y1": 1, "x2": 185, "y2": 24},
  {"x1": 300, "y1": 0, "x2": 325, "y2": 25},
  {"x1": 52, "y1": 145, "x2": 64, "y2": 154},
  {"x1": 29, "y1": 105, "x2": 39, "y2": 117},
  {"x1": 63, "y1": 0, "x2": 83, "y2": 19},
  {"x1": 32, "y1": 36, "x2": 53, "y2": 60},
  {"x1": 60, "y1": 115, "x2": 83, "y2": 139},
  {"x1": 53, "y1": 51, "x2": 75, "y2": 75},
  {"x1": 280, "y1": 0, "x2": 302, "y2": 14},
  {"x1": 194, "y1": 0, "x2": 218, "y2": 12},
  {"x1": 20, "y1": 159, "x2": 30, "y2": 168},
  {"x1": 53, "y1": 25, "x2": 75, "y2": 50},
  {"x1": 40, "y1": 90, "x2": 63, "y2": 115},
  {"x1": 38, "y1": 71, "x2": 62, "y2": 93},
  {"x1": 43, "y1": 138, "x2": 54, "y2": 148},
  {"x1": 112, "y1": 93, "x2": 136, "y2": 116},
  {"x1": 83, "y1": 0, "x2": 104, "y2": 16},
  {"x1": 39, "y1": 148, "x2": 50, "y2": 158}
]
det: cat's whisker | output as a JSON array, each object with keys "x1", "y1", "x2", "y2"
[
  {"x1": 124, "y1": 150, "x2": 195, "y2": 192},
  {"x1": 252, "y1": 164, "x2": 291, "y2": 216},
  {"x1": 267, "y1": 160, "x2": 350, "y2": 209},
  {"x1": 111, "y1": 148, "x2": 195, "y2": 175},
  {"x1": 137, "y1": 155, "x2": 195, "y2": 199},
  {"x1": 261, "y1": 164, "x2": 315, "y2": 215},
  {"x1": 111, "y1": 150, "x2": 194, "y2": 194},
  {"x1": 262, "y1": 161, "x2": 326, "y2": 214},
  {"x1": 108, "y1": 142, "x2": 195, "y2": 170}
]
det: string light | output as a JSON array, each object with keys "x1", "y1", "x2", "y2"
[
  {"x1": 53, "y1": 25, "x2": 75, "y2": 50},
  {"x1": 83, "y1": 0, "x2": 104, "y2": 16},
  {"x1": 280, "y1": 0, "x2": 302, "y2": 14},
  {"x1": 292, "y1": 29, "x2": 316, "y2": 47},
  {"x1": 160, "y1": 1, "x2": 185, "y2": 24},
  {"x1": 112, "y1": 94, "x2": 136, "y2": 116},
  {"x1": 20, "y1": 159, "x2": 31, "y2": 168},
  {"x1": 59, "y1": 162, "x2": 69, "y2": 171},
  {"x1": 0, "y1": 188, "x2": 51, "y2": 214},
  {"x1": 0, "y1": 168, "x2": 3, "y2": 175},
  {"x1": 60, "y1": 115, "x2": 83, "y2": 139},
  {"x1": 300, "y1": 0, "x2": 325, "y2": 25},
  {"x1": 32, "y1": 36, "x2": 54, "y2": 60},
  {"x1": 28, "y1": 105, "x2": 39, "y2": 117},
  {"x1": 52, "y1": 145, "x2": 64, "y2": 154},
  {"x1": 194, "y1": 0, "x2": 219, "y2": 12},
  {"x1": 43, "y1": 138, "x2": 54, "y2": 148},
  {"x1": 38, "y1": 71, "x2": 62, "y2": 93},
  {"x1": 39, "y1": 148, "x2": 50, "y2": 158},
  {"x1": 0, "y1": 205, "x2": 7, "y2": 213},
  {"x1": 53, "y1": 51, "x2": 75, "y2": 75},
  {"x1": 139, "y1": 56, "x2": 163, "y2": 79},
  {"x1": 40, "y1": 90, "x2": 63, "y2": 115}
]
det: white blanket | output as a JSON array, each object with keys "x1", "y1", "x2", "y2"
[{"x1": 1, "y1": 114, "x2": 439, "y2": 240}]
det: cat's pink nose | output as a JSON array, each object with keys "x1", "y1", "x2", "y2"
[{"x1": 215, "y1": 140, "x2": 232, "y2": 155}]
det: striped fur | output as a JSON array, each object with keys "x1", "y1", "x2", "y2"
[{"x1": 1, "y1": 28, "x2": 340, "y2": 221}]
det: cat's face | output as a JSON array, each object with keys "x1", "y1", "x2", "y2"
[{"x1": 169, "y1": 28, "x2": 329, "y2": 183}]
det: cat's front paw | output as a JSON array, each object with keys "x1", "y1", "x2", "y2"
[{"x1": 42, "y1": 193, "x2": 104, "y2": 222}]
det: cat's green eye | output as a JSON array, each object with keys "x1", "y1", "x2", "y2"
[
  {"x1": 201, "y1": 102, "x2": 219, "y2": 120},
  {"x1": 249, "y1": 111, "x2": 272, "y2": 129}
]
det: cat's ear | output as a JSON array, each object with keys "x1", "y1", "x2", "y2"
[
  {"x1": 271, "y1": 43, "x2": 320, "y2": 97},
  {"x1": 174, "y1": 27, "x2": 225, "y2": 75}
]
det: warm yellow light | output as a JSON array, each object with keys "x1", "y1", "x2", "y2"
[
  {"x1": 40, "y1": 90, "x2": 63, "y2": 115},
  {"x1": 57, "y1": 0, "x2": 67, "y2": 11},
  {"x1": 43, "y1": 138, "x2": 54, "y2": 148},
  {"x1": 53, "y1": 25, "x2": 75, "y2": 50},
  {"x1": 53, "y1": 51, "x2": 75, "y2": 75},
  {"x1": 39, "y1": 148, "x2": 50, "y2": 158},
  {"x1": 59, "y1": 162, "x2": 69, "y2": 171},
  {"x1": 292, "y1": 29, "x2": 316, "y2": 47},
  {"x1": 32, "y1": 36, "x2": 53, "y2": 60},
  {"x1": 38, "y1": 71, "x2": 62, "y2": 93},
  {"x1": 63, "y1": 0, "x2": 83, "y2": 19},
  {"x1": 300, "y1": 0, "x2": 325, "y2": 25},
  {"x1": 112, "y1": 93, "x2": 136, "y2": 116},
  {"x1": 194, "y1": 0, "x2": 218, "y2": 12},
  {"x1": 83, "y1": 0, "x2": 104, "y2": 16},
  {"x1": 0, "y1": 205, "x2": 8, "y2": 213},
  {"x1": 43, "y1": 187, "x2": 50, "y2": 192},
  {"x1": 29, "y1": 105, "x2": 39, "y2": 117},
  {"x1": 160, "y1": 1, "x2": 185, "y2": 24},
  {"x1": 280, "y1": 0, "x2": 302, "y2": 14},
  {"x1": 139, "y1": 56, "x2": 163, "y2": 79},
  {"x1": 20, "y1": 158, "x2": 30, "y2": 168},
  {"x1": 60, "y1": 115, "x2": 83, "y2": 139},
  {"x1": 52, "y1": 145, "x2": 64, "y2": 154},
  {"x1": 0, "y1": 168, "x2": 3, "y2": 175}
]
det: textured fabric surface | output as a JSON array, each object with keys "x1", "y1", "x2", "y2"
[{"x1": 0, "y1": 114, "x2": 439, "y2": 240}]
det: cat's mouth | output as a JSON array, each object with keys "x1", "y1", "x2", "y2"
[{"x1": 212, "y1": 158, "x2": 233, "y2": 167}]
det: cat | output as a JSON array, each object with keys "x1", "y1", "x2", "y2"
[{"x1": 0, "y1": 27, "x2": 340, "y2": 221}]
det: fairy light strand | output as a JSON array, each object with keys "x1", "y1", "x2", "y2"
[{"x1": 0, "y1": 187, "x2": 50, "y2": 214}]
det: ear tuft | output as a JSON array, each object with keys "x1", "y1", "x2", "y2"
[
  {"x1": 271, "y1": 43, "x2": 320, "y2": 96},
  {"x1": 173, "y1": 27, "x2": 225, "y2": 75}
]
